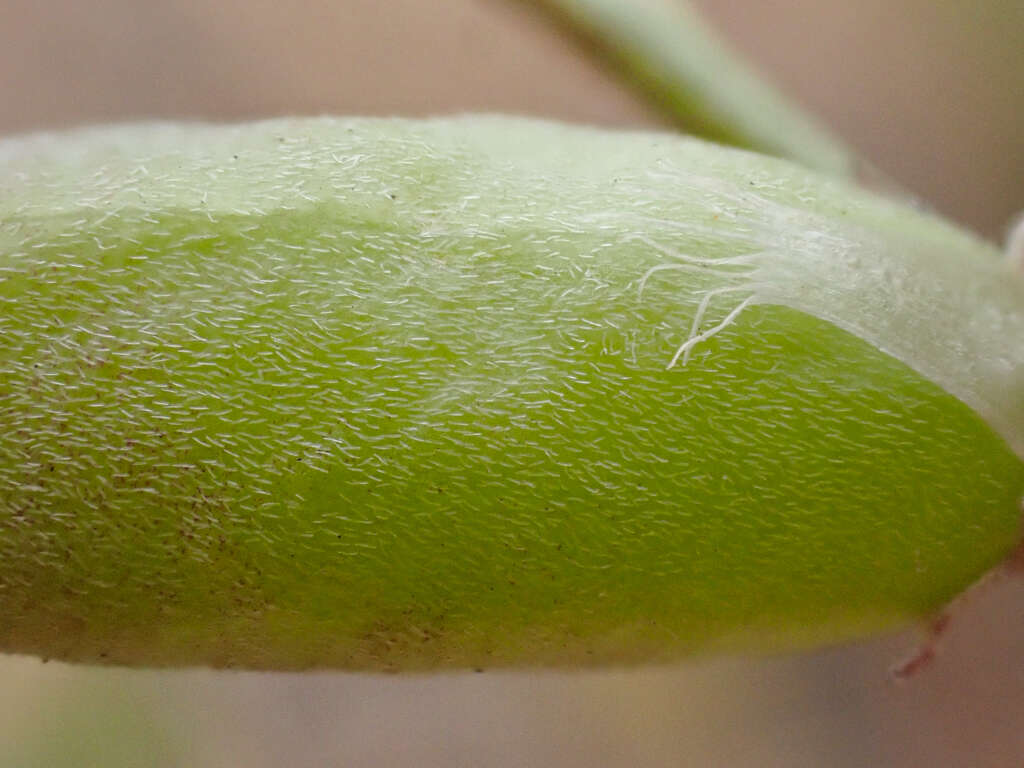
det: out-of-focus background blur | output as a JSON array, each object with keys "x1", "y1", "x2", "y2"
[{"x1": 1, "y1": 1, "x2": 1023, "y2": 765}]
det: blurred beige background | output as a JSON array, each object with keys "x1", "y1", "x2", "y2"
[
  {"x1": 2, "y1": 1, "x2": 1024, "y2": 766},
  {"x1": 2, "y1": 0, "x2": 1022, "y2": 235}
]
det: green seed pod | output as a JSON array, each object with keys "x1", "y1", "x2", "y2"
[{"x1": 2, "y1": 116, "x2": 1022, "y2": 671}]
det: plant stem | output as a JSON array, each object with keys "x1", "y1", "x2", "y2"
[{"x1": 522, "y1": 0, "x2": 856, "y2": 177}]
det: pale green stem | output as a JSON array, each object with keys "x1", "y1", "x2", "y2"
[{"x1": 522, "y1": 0, "x2": 857, "y2": 177}]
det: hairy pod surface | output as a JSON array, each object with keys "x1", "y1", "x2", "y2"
[{"x1": 1, "y1": 116, "x2": 1023, "y2": 671}]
